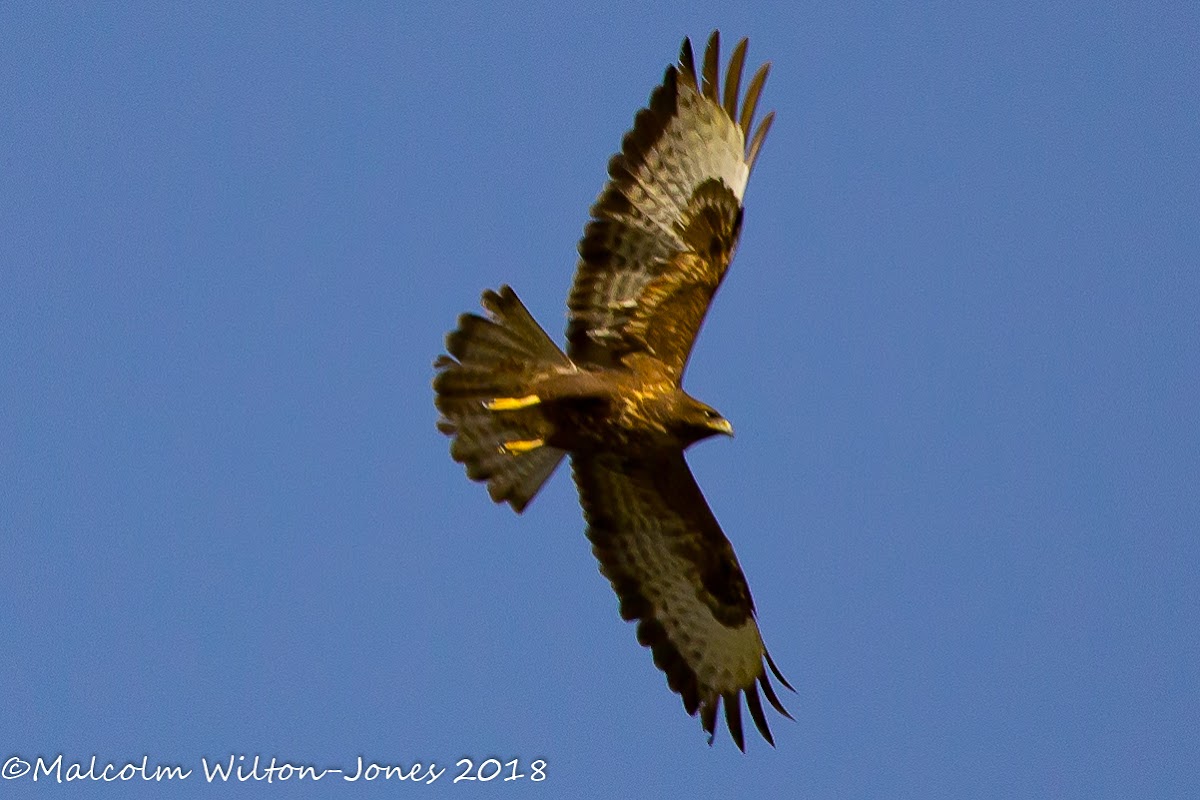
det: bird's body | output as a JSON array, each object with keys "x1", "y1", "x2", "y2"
[
  {"x1": 434, "y1": 32, "x2": 790, "y2": 750},
  {"x1": 507, "y1": 357, "x2": 726, "y2": 452}
]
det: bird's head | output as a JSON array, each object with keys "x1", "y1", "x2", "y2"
[{"x1": 679, "y1": 396, "x2": 734, "y2": 446}]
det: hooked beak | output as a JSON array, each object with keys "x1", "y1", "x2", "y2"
[{"x1": 709, "y1": 416, "x2": 734, "y2": 437}]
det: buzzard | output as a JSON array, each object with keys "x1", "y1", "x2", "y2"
[{"x1": 433, "y1": 32, "x2": 791, "y2": 750}]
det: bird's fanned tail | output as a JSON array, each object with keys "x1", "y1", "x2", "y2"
[{"x1": 434, "y1": 286, "x2": 570, "y2": 512}]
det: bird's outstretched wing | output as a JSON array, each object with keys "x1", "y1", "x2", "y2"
[
  {"x1": 566, "y1": 32, "x2": 774, "y2": 382},
  {"x1": 572, "y1": 450, "x2": 792, "y2": 750}
]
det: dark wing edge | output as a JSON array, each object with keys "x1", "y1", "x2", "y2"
[
  {"x1": 572, "y1": 451, "x2": 794, "y2": 750},
  {"x1": 566, "y1": 31, "x2": 774, "y2": 377}
]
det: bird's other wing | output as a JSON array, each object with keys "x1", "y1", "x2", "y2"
[
  {"x1": 572, "y1": 450, "x2": 792, "y2": 750},
  {"x1": 567, "y1": 31, "x2": 774, "y2": 382}
]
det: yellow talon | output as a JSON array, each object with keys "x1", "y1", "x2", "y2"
[
  {"x1": 501, "y1": 438, "x2": 544, "y2": 455},
  {"x1": 486, "y1": 394, "x2": 541, "y2": 411}
]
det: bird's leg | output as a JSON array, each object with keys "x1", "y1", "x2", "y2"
[
  {"x1": 485, "y1": 395, "x2": 541, "y2": 411},
  {"x1": 500, "y1": 438, "x2": 544, "y2": 455}
]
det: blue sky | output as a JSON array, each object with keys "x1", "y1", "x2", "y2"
[{"x1": 3, "y1": 1, "x2": 1198, "y2": 797}]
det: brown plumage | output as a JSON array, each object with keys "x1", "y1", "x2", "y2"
[{"x1": 433, "y1": 31, "x2": 790, "y2": 750}]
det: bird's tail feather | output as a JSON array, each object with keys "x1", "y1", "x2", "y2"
[{"x1": 434, "y1": 286, "x2": 569, "y2": 513}]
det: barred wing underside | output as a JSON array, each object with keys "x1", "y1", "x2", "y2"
[
  {"x1": 567, "y1": 32, "x2": 774, "y2": 381},
  {"x1": 573, "y1": 451, "x2": 793, "y2": 749}
]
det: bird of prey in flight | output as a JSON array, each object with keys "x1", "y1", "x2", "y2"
[{"x1": 434, "y1": 31, "x2": 791, "y2": 750}]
